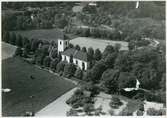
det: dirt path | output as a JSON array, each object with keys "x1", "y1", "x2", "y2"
[{"x1": 35, "y1": 87, "x2": 77, "y2": 116}]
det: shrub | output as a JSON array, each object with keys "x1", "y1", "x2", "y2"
[
  {"x1": 83, "y1": 103, "x2": 94, "y2": 115},
  {"x1": 14, "y1": 47, "x2": 22, "y2": 56},
  {"x1": 63, "y1": 63, "x2": 76, "y2": 78},
  {"x1": 56, "y1": 61, "x2": 66, "y2": 73},
  {"x1": 74, "y1": 68, "x2": 83, "y2": 80},
  {"x1": 66, "y1": 108, "x2": 78, "y2": 116},
  {"x1": 50, "y1": 59, "x2": 59, "y2": 71},
  {"x1": 110, "y1": 97, "x2": 123, "y2": 109},
  {"x1": 138, "y1": 103, "x2": 144, "y2": 111},
  {"x1": 109, "y1": 109, "x2": 114, "y2": 115},
  {"x1": 66, "y1": 89, "x2": 85, "y2": 108},
  {"x1": 136, "y1": 110, "x2": 143, "y2": 116},
  {"x1": 119, "y1": 109, "x2": 133, "y2": 116},
  {"x1": 147, "y1": 108, "x2": 165, "y2": 116},
  {"x1": 43, "y1": 56, "x2": 51, "y2": 67},
  {"x1": 81, "y1": 83, "x2": 100, "y2": 97}
]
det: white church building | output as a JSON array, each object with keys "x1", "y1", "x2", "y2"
[{"x1": 57, "y1": 38, "x2": 89, "y2": 70}]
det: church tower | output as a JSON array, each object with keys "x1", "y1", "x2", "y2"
[{"x1": 58, "y1": 38, "x2": 69, "y2": 53}]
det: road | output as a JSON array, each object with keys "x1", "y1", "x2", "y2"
[{"x1": 35, "y1": 87, "x2": 77, "y2": 116}]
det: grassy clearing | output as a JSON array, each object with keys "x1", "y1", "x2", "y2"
[
  {"x1": 11, "y1": 28, "x2": 63, "y2": 42},
  {"x1": 70, "y1": 37, "x2": 128, "y2": 52},
  {"x1": 2, "y1": 57, "x2": 75, "y2": 116},
  {"x1": 2, "y1": 42, "x2": 17, "y2": 60}
]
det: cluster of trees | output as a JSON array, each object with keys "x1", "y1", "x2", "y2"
[
  {"x1": 79, "y1": 44, "x2": 165, "y2": 104},
  {"x1": 2, "y1": 3, "x2": 74, "y2": 31},
  {"x1": 77, "y1": 12, "x2": 111, "y2": 27},
  {"x1": 65, "y1": 26, "x2": 122, "y2": 41},
  {"x1": 3, "y1": 31, "x2": 32, "y2": 57}
]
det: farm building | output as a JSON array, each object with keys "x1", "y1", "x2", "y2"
[
  {"x1": 58, "y1": 38, "x2": 89, "y2": 70},
  {"x1": 58, "y1": 36, "x2": 128, "y2": 70}
]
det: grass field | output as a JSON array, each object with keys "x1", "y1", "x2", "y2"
[
  {"x1": 70, "y1": 37, "x2": 129, "y2": 52},
  {"x1": 2, "y1": 57, "x2": 75, "y2": 116},
  {"x1": 2, "y1": 42, "x2": 17, "y2": 60},
  {"x1": 11, "y1": 28, "x2": 64, "y2": 42}
]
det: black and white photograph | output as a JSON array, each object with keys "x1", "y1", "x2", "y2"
[{"x1": 1, "y1": 0, "x2": 166, "y2": 117}]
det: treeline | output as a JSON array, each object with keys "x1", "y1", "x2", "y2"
[
  {"x1": 2, "y1": 3, "x2": 74, "y2": 31},
  {"x1": 65, "y1": 26, "x2": 122, "y2": 41}
]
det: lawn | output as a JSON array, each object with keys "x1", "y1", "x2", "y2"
[
  {"x1": 10, "y1": 28, "x2": 64, "y2": 42},
  {"x1": 70, "y1": 37, "x2": 129, "y2": 52},
  {"x1": 2, "y1": 57, "x2": 76, "y2": 116},
  {"x1": 2, "y1": 42, "x2": 17, "y2": 60}
]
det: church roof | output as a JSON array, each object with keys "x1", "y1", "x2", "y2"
[{"x1": 61, "y1": 48, "x2": 88, "y2": 62}]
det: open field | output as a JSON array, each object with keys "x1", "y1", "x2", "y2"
[
  {"x1": 2, "y1": 57, "x2": 75, "y2": 116},
  {"x1": 70, "y1": 37, "x2": 129, "y2": 52},
  {"x1": 11, "y1": 28, "x2": 63, "y2": 42},
  {"x1": 2, "y1": 42, "x2": 17, "y2": 60},
  {"x1": 156, "y1": 39, "x2": 166, "y2": 47}
]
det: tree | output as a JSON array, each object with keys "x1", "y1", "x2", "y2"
[
  {"x1": 90, "y1": 60, "x2": 107, "y2": 83},
  {"x1": 75, "y1": 45, "x2": 80, "y2": 50},
  {"x1": 10, "y1": 33, "x2": 16, "y2": 45},
  {"x1": 22, "y1": 37, "x2": 30, "y2": 48},
  {"x1": 3, "y1": 31, "x2": 10, "y2": 43},
  {"x1": 104, "y1": 52, "x2": 117, "y2": 68},
  {"x1": 14, "y1": 47, "x2": 22, "y2": 56},
  {"x1": 74, "y1": 68, "x2": 83, "y2": 80},
  {"x1": 118, "y1": 72, "x2": 136, "y2": 90},
  {"x1": 82, "y1": 82, "x2": 100, "y2": 97},
  {"x1": 87, "y1": 47, "x2": 94, "y2": 61},
  {"x1": 102, "y1": 45, "x2": 115, "y2": 58},
  {"x1": 43, "y1": 56, "x2": 51, "y2": 67},
  {"x1": 16, "y1": 34, "x2": 23, "y2": 47},
  {"x1": 56, "y1": 61, "x2": 66, "y2": 73},
  {"x1": 50, "y1": 58, "x2": 59, "y2": 71},
  {"x1": 69, "y1": 43, "x2": 74, "y2": 48},
  {"x1": 94, "y1": 49, "x2": 102, "y2": 61},
  {"x1": 34, "y1": 45, "x2": 49, "y2": 65},
  {"x1": 50, "y1": 49, "x2": 58, "y2": 59},
  {"x1": 31, "y1": 39, "x2": 40, "y2": 52},
  {"x1": 82, "y1": 70, "x2": 93, "y2": 82},
  {"x1": 63, "y1": 63, "x2": 76, "y2": 78},
  {"x1": 81, "y1": 47, "x2": 87, "y2": 52},
  {"x1": 101, "y1": 69, "x2": 119, "y2": 93},
  {"x1": 114, "y1": 51, "x2": 132, "y2": 72}
]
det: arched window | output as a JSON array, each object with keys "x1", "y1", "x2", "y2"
[
  {"x1": 60, "y1": 41, "x2": 62, "y2": 45},
  {"x1": 76, "y1": 60, "x2": 78, "y2": 65},
  {"x1": 82, "y1": 62, "x2": 85, "y2": 70},
  {"x1": 64, "y1": 56, "x2": 66, "y2": 61}
]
